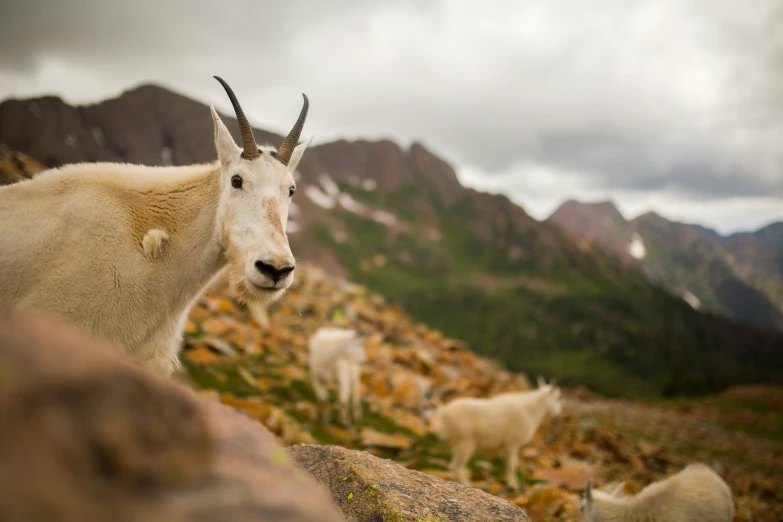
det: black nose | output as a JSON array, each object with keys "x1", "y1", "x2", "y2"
[{"x1": 254, "y1": 260, "x2": 295, "y2": 283}]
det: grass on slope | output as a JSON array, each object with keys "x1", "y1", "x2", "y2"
[{"x1": 311, "y1": 186, "x2": 783, "y2": 399}]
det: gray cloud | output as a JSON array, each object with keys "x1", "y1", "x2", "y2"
[
  {"x1": 0, "y1": 0, "x2": 396, "y2": 82},
  {"x1": 530, "y1": 130, "x2": 783, "y2": 198},
  {"x1": 0, "y1": 0, "x2": 781, "y2": 228}
]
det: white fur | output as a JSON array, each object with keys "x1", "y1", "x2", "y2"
[
  {"x1": 247, "y1": 301, "x2": 271, "y2": 328},
  {"x1": 142, "y1": 228, "x2": 169, "y2": 258},
  {"x1": 429, "y1": 377, "x2": 563, "y2": 490},
  {"x1": 0, "y1": 100, "x2": 311, "y2": 377},
  {"x1": 308, "y1": 327, "x2": 366, "y2": 427},
  {"x1": 581, "y1": 463, "x2": 735, "y2": 522}
]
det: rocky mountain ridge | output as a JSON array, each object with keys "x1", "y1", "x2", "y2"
[
  {"x1": 3, "y1": 84, "x2": 783, "y2": 398},
  {"x1": 549, "y1": 199, "x2": 783, "y2": 333}
]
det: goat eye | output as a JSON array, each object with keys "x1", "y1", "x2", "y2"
[
  {"x1": 288, "y1": 185, "x2": 296, "y2": 197},
  {"x1": 231, "y1": 174, "x2": 243, "y2": 189}
]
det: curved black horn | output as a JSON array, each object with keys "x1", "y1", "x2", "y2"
[
  {"x1": 213, "y1": 76, "x2": 259, "y2": 160},
  {"x1": 276, "y1": 93, "x2": 309, "y2": 166}
]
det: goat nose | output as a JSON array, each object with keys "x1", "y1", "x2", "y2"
[{"x1": 254, "y1": 260, "x2": 295, "y2": 283}]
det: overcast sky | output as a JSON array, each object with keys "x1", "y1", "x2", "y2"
[{"x1": 1, "y1": 0, "x2": 781, "y2": 234}]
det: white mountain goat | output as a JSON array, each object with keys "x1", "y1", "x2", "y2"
[
  {"x1": 581, "y1": 463, "x2": 735, "y2": 522},
  {"x1": 429, "y1": 377, "x2": 563, "y2": 490},
  {"x1": 0, "y1": 76, "x2": 311, "y2": 377},
  {"x1": 308, "y1": 327, "x2": 366, "y2": 427}
]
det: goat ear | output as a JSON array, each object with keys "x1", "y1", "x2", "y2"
[
  {"x1": 610, "y1": 481, "x2": 625, "y2": 498},
  {"x1": 211, "y1": 105, "x2": 239, "y2": 166},
  {"x1": 286, "y1": 135, "x2": 313, "y2": 173}
]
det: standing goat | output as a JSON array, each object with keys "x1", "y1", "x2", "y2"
[
  {"x1": 308, "y1": 327, "x2": 366, "y2": 427},
  {"x1": 429, "y1": 377, "x2": 563, "y2": 490},
  {"x1": 581, "y1": 463, "x2": 735, "y2": 522},
  {"x1": 0, "y1": 77, "x2": 311, "y2": 377}
]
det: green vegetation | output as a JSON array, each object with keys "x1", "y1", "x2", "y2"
[
  {"x1": 310, "y1": 183, "x2": 783, "y2": 399},
  {"x1": 183, "y1": 355, "x2": 546, "y2": 485},
  {"x1": 177, "y1": 262, "x2": 783, "y2": 519}
]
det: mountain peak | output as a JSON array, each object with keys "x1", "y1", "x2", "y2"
[
  {"x1": 633, "y1": 210, "x2": 668, "y2": 224},
  {"x1": 728, "y1": 220, "x2": 783, "y2": 255},
  {"x1": 589, "y1": 199, "x2": 622, "y2": 214},
  {"x1": 552, "y1": 199, "x2": 625, "y2": 222},
  {"x1": 549, "y1": 199, "x2": 628, "y2": 236}
]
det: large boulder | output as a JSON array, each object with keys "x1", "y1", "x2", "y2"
[
  {"x1": 288, "y1": 444, "x2": 532, "y2": 522},
  {"x1": 0, "y1": 308, "x2": 346, "y2": 522}
]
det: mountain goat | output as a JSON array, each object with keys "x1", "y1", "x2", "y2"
[
  {"x1": 0, "y1": 76, "x2": 311, "y2": 377},
  {"x1": 308, "y1": 327, "x2": 366, "y2": 427},
  {"x1": 429, "y1": 377, "x2": 563, "y2": 491},
  {"x1": 581, "y1": 463, "x2": 735, "y2": 522}
]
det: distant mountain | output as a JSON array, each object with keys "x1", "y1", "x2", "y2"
[
  {"x1": 549, "y1": 201, "x2": 783, "y2": 332},
  {"x1": 718, "y1": 222, "x2": 783, "y2": 316},
  {"x1": 725, "y1": 222, "x2": 783, "y2": 255},
  {"x1": 752, "y1": 222, "x2": 783, "y2": 254},
  {"x1": 688, "y1": 223, "x2": 723, "y2": 242},
  {"x1": 3, "y1": 84, "x2": 783, "y2": 398},
  {"x1": 543, "y1": 200, "x2": 633, "y2": 262},
  {"x1": 0, "y1": 84, "x2": 283, "y2": 169}
]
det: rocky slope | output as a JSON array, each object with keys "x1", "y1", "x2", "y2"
[
  {"x1": 549, "y1": 200, "x2": 783, "y2": 332},
  {"x1": 0, "y1": 149, "x2": 45, "y2": 185},
  {"x1": 730, "y1": 222, "x2": 783, "y2": 255},
  {"x1": 180, "y1": 263, "x2": 783, "y2": 521},
  {"x1": 720, "y1": 223, "x2": 783, "y2": 315},
  {"x1": 3, "y1": 85, "x2": 783, "y2": 398}
]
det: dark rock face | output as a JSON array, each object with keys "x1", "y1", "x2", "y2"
[
  {"x1": 0, "y1": 308, "x2": 346, "y2": 522},
  {"x1": 288, "y1": 444, "x2": 531, "y2": 522},
  {"x1": 0, "y1": 85, "x2": 282, "y2": 169},
  {"x1": 549, "y1": 199, "x2": 783, "y2": 333}
]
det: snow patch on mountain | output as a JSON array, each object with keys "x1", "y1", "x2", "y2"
[
  {"x1": 338, "y1": 193, "x2": 368, "y2": 214},
  {"x1": 627, "y1": 233, "x2": 647, "y2": 260},
  {"x1": 305, "y1": 185, "x2": 336, "y2": 209},
  {"x1": 304, "y1": 173, "x2": 399, "y2": 228},
  {"x1": 682, "y1": 290, "x2": 702, "y2": 309},
  {"x1": 319, "y1": 174, "x2": 340, "y2": 197}
]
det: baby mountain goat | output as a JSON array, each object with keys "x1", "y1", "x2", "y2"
[
  {"x1": 308, "y1": 327, "x2": 366, "y2": 427},
  {"x1": 0, "y1": 77, "x2": 311, "y2": 377},
  {"x1": 581, "y1": 463, "x2": 735, "y2": 522},
  {"x1": 429, "y1": 377, "x2": 563, "y2": 491}
]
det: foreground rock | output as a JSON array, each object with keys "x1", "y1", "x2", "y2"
[
  {"x1": 0, "y1": 309, "x2": 346, "y2": 522},
  {"x1": 289, "y1": 444, "x2": 531, "y2": 522}
]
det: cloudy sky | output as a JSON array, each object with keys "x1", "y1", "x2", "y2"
[{"x1": 1, "y1": 0, "x2": 781, "y2": 234}]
